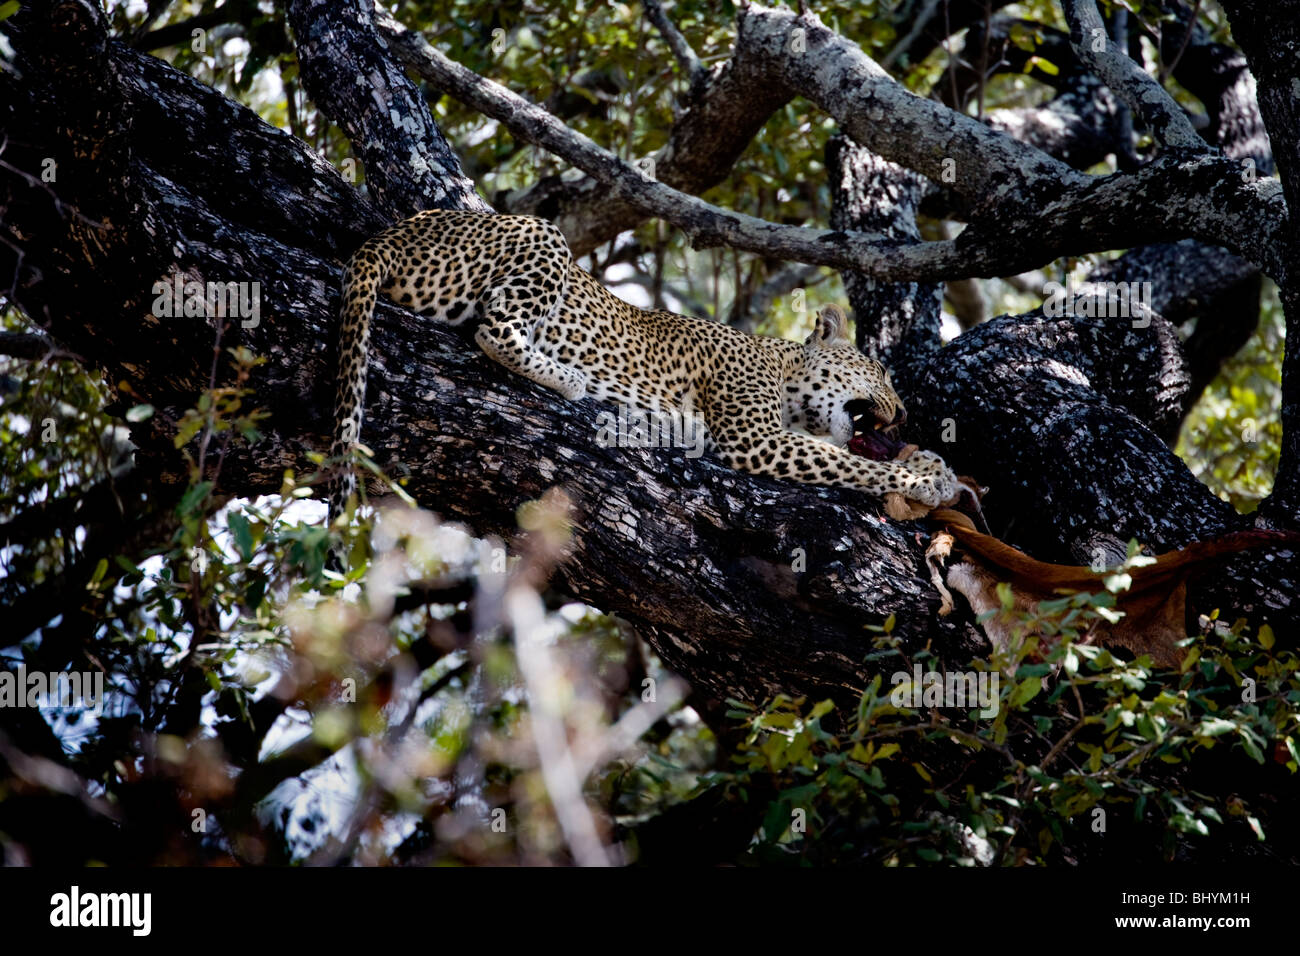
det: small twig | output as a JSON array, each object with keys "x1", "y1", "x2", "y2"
[
  {"x1": 976, "y1": 0, "x2": 991, "y2": 120},
  {"x1": 1157, "y1": 0, "x2": 1204, "y2": 84},
  {"x1": 642, "y1": 0, "x2": 707, "y2": 90},
  {"x1": 508, "y1": 582, "x2": 615, "y2": 867},
  {"x1": 1062, "y1": 0, "x2": 1203, "y2": 150},
  {"x1": 727, "y1": 261, "x2": 822, "y2": 332},
  {"x1": 194, "y1": 319, "x2": 227, "y2": 481},
  {"x1": 880, "y1": 0, "x2": 942, "y2": 71},
  {"x1": 944, "y1": 2, "x2": 960, "y2": 109}
]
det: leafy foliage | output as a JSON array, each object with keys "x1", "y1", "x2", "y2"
[
  {"x1": 660, "y1": 576, "x2": 1297, "y2": 865},
  {"x1": 1177, "y1": 285, "x2": 1284, "y2": 511},
  {"x1": 1, "y1": 0, "x2": 1289, "y2": 865}
]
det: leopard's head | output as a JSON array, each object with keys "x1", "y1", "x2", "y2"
[{"x1": 785, "y1": 305, "x2": 907, "y2": 458}]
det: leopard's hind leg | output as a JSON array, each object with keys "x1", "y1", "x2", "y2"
[{"x1": 473, "y1": 244, "x2": 587, "y2": 400}]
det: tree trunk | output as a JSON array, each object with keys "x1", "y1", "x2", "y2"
[{"x1": 2, "y1": 0, "x2": 1296, "y2": 725}]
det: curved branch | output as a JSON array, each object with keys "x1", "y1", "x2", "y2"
[
  {"x1": 641, "y1": 0, "x2": 706, "y2": 89},
  {"x1": 492, "y1": 17, "x2": 790, "y2": 255},
  {"x1": 379, "y1": 4, "x2": 1286, "y2": 282},
  {"x1": 1063, "y1": 0, "x2": 1205, "y2": 150},
  {"x1": 3, "y1": 0, "x2": 1296, "y2": 720},
  {"x1": 285, "y1": 0, "x2": 489, "y2": 220}
]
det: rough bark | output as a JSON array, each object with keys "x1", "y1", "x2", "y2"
[
  {"x1": 1217, "y1": 0, "x2": 1300, "y2": 525},
  {"x1": 496, "y1": 8, "x2": 791, "y2": 256},
  {"x1": 286, "y1": 0, "x2": 489, "y2": 219},
  {"x1": 826, "y1": 135, "x2": 941, "y2": 374},
  {"x1": 2, "y1": 1, "x2": 1297, "y2": 728}
]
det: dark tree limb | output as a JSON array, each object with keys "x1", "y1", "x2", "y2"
[
  {"x1": 826, "y1": 135, "x2": 941, "y2": 373},
  {"x1": 982, "y1": 77, "x2": 1124, "y2": 172},
  {"x1": 2, "y1": 0, "x2": 1297, "y2": 730},
  {"x1": 884, "y1": 0, "x2": 1018, "y2": 72},
  {"x1": 1153, "y1": 0, "x2": 1274, "y2": 171},
  {"x1": 1063, "y1": 0, "x2": 1204, "y2": 150},
  {"x1": 285, "y1": 0, "x2": 489, "y2": 220},
  {"x1": 1217, "y1": 0, "x2": 1300, "y2": 524}
]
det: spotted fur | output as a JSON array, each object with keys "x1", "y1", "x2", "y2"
[{"x1": 329, "y1": 209, "x2": 958, "y2": 520}]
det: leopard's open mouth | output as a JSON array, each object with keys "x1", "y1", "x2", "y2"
[{"x1": 844, "y1": 399, "x2": 905, "y2": 461}]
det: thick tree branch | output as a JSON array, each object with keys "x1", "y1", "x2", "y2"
[
  {"x1": 285, "y1": 0, "x2": 489, "y2": 220},
  {"x1": 1217, "y1": 0, "x2": 1300, "y2": 524},
  {"x1": 484, "y1": 4, "x2": 1094, "y2": 255},
  {"x1": 827, "y1": 135, "x2": 941, "y2": 369},
  {"x1": 2, "y1": 0, "x2": 1296, "y2": 731},
  {"x1": 379, "y1": 4, "x2": 1286, "y2": 282},
  {"x1": 1063, "y1": 0, "x2": 1205, "y2": 150}
]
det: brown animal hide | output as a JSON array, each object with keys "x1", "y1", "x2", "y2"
[{"x1": 929, "y1": 507, "x2": 1300, "y2": 666}]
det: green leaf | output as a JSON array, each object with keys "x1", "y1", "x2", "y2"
[
  {"x1": 809, "y1": 699, "x2": 835, "y2": 721},
  {"x1": 1257, "y1": 623, "x2": 1275, "y2": 650},
  {"x1": 1023, "y1": 54, "x2": 1059, "y2": 76},
  {"x1": 177, "y1": 481, "x2": 213, "y2": 516},
  {"x1": 1015, "y1": 663, "x2": 1053, "y2": 679},
  {"x1": 0, "y1": 2, "x2": 20, "y2": 22},
  {"x1": 125, "y1": 403, "x2": 154, "y2": 423},
  {"x1": 1103, "y1": 572, "x2": 1132, "y2": 593},
  {"x1": 173, "y1": 416, "x2": 203, "y2": 449},
  {"x1": 1237, "y1": 729, "x2": 1265, "y2": 764},
  {"x1": 1095, "y1": 605, "x2": 1125, "y2": 624},
  {"x1": 1008, "y1": 677, "x2": 1041, "y2": 708},
  {"x1": 113, "y1": 554, "x2": 143, "y2": 576},
  {"x1": 1196, "y1": 717, "x2": 1237, "y2": 737},
  {"x1": 228, "y1": 511, "x2": 254, "y2": 562}
]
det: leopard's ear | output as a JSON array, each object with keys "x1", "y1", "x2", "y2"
[{"x1": 808, "y1": 304, "x2": 851, "y2": 347}]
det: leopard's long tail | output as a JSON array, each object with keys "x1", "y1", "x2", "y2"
[{"x1": 328, "y1": 240, "x2": 394, "y2": 528}]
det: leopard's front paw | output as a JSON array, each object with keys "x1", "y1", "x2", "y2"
[
  {"x1": 906, "y1": 467, "x2": 959, "y2": 508},
  {"x1": 900, "y1": 448, "x2": 948, "y2": 474},
  {"x1": 896, "y1": 450, "x2": 957, "y2": 506},
  {"x1": 559, "y1": 371, "x2": 588, "y2": 402},
  {"x1": 906, "y1": 476, "x2": 946, "y2": 508}
]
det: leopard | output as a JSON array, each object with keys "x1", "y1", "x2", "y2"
[{"x1": 328, "y1": 208, "x2": 958, "y2": 522}]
